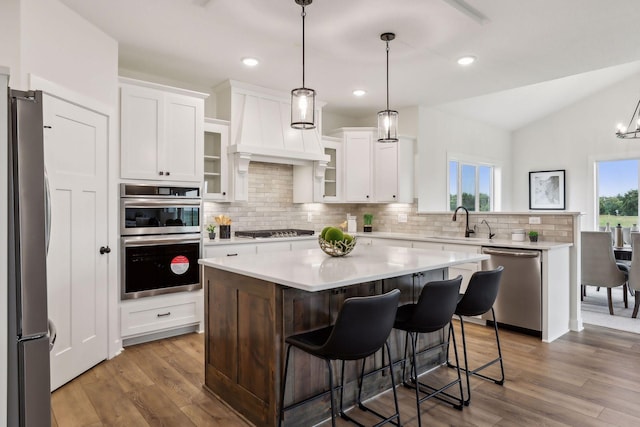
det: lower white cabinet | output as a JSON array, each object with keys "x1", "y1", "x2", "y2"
[
  {"x1": 204, "y1": 243, "x2": 257, "y2": 258},
  {"x1": 441, "y1": 243, "x2": 481, "y2": 293},
  {"x1": 120, "y1": 291, "x2": 203, "y2": 343}
]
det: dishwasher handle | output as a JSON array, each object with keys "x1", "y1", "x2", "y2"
[{"x1": 482, "y1": 248, "x2": 540, "y2": 258}]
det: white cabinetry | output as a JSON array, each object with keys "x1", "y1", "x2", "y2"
[
  {"x1": 120, "y1": 291, "x2": 203, "y2": 345},
  {"x1": 344, "y1": 131, "x2": 373, "y2": 202},
  {"x1": 330, "y1": 128, "x2": 414, "y2": 203},
  {"x1": 203, "y1": 118, "x2": 229, "y2": 200},
  {"x1": 120, "y1": 78, "x2": 206, "y2": 182},
  {"x1": 293, "y1": 136, "x2": 343, "y2": 203},
  {"x1": 204, "y1": 244, "x2": 257, "y2": 258}
]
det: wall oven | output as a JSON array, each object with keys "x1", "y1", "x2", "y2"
[{"x1": 120, "y1": 184, "x2": 202, "y2": 300}]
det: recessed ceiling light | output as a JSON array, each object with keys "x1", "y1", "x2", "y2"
[
  {"x1": 457, "y1": 56, "x2": 476, "y2": 66},
  {"x1": 242, "y1": 57, "x2": 259, "y2": 67},
  {"x1": 353, "y1": 89, "x2": 366, "y2": 97}
]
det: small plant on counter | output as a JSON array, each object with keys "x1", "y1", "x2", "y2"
[
  {"x1": 528, "y1": 230, "x2": 539, "y2": 242},
  {"x1": 206, "y1": 224, "x2": 217, "y2": 239},
  {"x1": 363, "y1": 213, "x2": 373, "y2": 232}
]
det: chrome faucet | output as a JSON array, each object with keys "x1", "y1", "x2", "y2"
[
  {"x1": 480, "y1": 219, "x2": 495, "y2": 239},
  {"x1": 452, "y1": 206, "x2": 475, "y2": 238}
]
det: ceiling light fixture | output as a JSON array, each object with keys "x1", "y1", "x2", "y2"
[
  {"x1": 291, "y1": 0, "x2": 316, "y2": 129},
  {"x1": 615, "y1": 97, "x2": 640, "y2": 139},
  {"x1": 457, "y1": 56, "x2": 476, "y2": 66},
  {"x1": 353, "y1": 89, "x2": 366, "y2": 97},
  {"x1": 378, "y1": 32, "x2": 398, "y2": 143},
  {"x1": 242, "y1": 57, "x2": 259, "y2": 67}
]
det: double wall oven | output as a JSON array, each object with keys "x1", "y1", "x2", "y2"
[{"x1": 120, "y1": 184, "x2": 202, "y2": 299}]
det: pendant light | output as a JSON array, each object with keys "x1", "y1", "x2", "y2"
[
  {"x1": 377, "y1": 32, "x2": 398, "y2": 143},
  {"x1": 291, "y1": 0, "x2": 316, "y2": 129},
  {"x1": 615, "y1": 96, "x2": 640, "y2": 139}
]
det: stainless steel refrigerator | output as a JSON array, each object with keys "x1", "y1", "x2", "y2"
[{"x1": 7, "y1": 89, "x2": 53, "y2": 426}]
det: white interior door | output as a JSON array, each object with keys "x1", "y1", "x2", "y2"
[{"x1": 43, "y1": 95, "x2": 109, "y2": 391}]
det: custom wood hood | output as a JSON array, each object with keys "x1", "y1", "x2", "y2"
[{"x1": 215, "y1": 80, "x2": 330, "y2": 165}]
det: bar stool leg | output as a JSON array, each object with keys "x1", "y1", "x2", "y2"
[
  {"x1": 326, "y1": 359, "x2": 337, "y2": 427},
  {"x1": 449, "y1": 322, "x2": 464, "y2": 407},
  {"x1": 409, "y1": 332, "x2": 423, "y2": 427},
  {"x1": 457, "y1": 314, "x2": 472, "y2": 406}
]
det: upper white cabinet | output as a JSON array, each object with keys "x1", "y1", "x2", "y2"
[
  {"x1": 321, "y1": 137, "x2": 342, "y2": 202},
  {"x1": 120, "y1": 78, "x2": 207, "y2": 182},
  {"x1": 203, "y1": 118, "x2": 230, "y2": 201},
  {"x1": 343, "y1": 130, "x2": 373, "y2": 202},
  {"x1": 330, "y1": 128, "x2": 414, "y2": 203},
  {"x1": 293, "y1": 136, "x2": 342, "y2": 203}
]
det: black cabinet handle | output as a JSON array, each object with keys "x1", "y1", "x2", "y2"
[
  {"x1": 99, "y1": 246, "x2": 111, "y2": 254},
  {"x1": 166, "y1": 171, "x2": 170, "y2": 176},
  {"x1": 157, "y1": 312, "x2": 171, "y2": 317},
  {"x1": 227, "y1": 253, "x2": 238, "y2": 257},
  {"x1": 222, "y1": 191, "x2": 226, "y2": 196},
  {"x1": 159, "y1": 171, "x2": 164, "y2": 176}
]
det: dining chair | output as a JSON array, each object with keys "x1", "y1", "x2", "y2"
[
  {"x1": 628, "y1": 233, "x2": 640, "y2": 318},
  {"x1": 581, "y1": 231, "x2": 628, "y2": 315}
]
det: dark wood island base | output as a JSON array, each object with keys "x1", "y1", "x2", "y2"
[{"x1": 202, "y1": 266, "x2": 448, "y2": 426}]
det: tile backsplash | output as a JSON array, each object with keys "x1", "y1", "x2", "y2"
[{"x1": 203, "y1": 162, "x2": 576, "y2": 243}]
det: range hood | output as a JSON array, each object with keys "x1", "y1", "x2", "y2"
[{"x1": 216, "y1": 80, "x2": 330, "y2": 166}]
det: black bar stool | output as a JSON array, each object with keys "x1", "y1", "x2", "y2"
[
  {"x1": 448, "y1": 266, "x2": 504, "y2": 406},
  {"x1": 393, "y1": 275, "x2": 464, "y2": 427},
  {"x1": 278, "y1": 289, "x2": 401, "y2": 427}
]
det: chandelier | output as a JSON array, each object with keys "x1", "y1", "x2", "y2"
[{"x1": 616, "y1": 97, "x2": 640, "y2": 139}]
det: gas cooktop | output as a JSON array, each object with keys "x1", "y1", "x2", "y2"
[{"x1": 234, "y1": 229, "x2": 315, "y2": 239}]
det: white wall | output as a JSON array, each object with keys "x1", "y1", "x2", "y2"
[
  {"x1": 19, "y1": 0, "x2": 118, "y2": 105},
  {"x1": 417, "y1": 107, "x2": 513, "y2": 212},
  {"x1": 512, "y1": 72, "x2": 640, "y2": 229}
]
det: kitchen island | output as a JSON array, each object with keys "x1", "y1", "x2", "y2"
[{"x1": 199, "y1": 244, "x2": 489, "y2": 426}]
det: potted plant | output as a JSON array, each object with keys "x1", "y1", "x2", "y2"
[
  {"x1": 206, "y1": 224, "x2": 217, "y2": 240},
  {"x1": 528, "y1": 230, "x2": 539, "y2": 242},
  {"x1": 363, "y1": 213, "x2": 373, "y2": 232}
]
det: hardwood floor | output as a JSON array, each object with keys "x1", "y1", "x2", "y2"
[{"x1": 52, "y1": 321, "x2": 640, "y2": 426}]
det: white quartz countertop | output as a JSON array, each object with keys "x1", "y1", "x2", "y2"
[
  {"x1": 202, "y1": 232, "x2": 572, "y2": 250},
  {"x1": 199, "y1": 245, "x2": 489, "y2": 292},
  {"x1": 203, "y1": 235, "x2": 316, "y2": 245},
  {"x1": 359, "y1": 232, "x2": 573, "y2": 250}
]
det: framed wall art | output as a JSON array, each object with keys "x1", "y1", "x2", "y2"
[{"x1": 529, "y1": 169, "x2": 565, "y2": 210}]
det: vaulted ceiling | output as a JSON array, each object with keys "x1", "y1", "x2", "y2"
[{"x1": 61, "y1": 0, "x2": 640, "y2": 129}]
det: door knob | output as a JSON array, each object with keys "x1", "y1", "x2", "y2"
[{"x1": 99, "y1": 246, "x2": 111, "y2": 254}]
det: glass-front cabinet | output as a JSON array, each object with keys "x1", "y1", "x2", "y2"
[
  {"x1": 203, "y1": 118, "x2": 229, "y2": 201},
  {"x1": 321, "y1": 136, "x2": 342, "y2": 202}
]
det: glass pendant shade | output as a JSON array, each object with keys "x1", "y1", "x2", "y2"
[
  {"x1": 377, "y1": 109, "x2": 398, "y2": 143},
  {"x1": 291, "y1": 87, "x2": 316, "y2": 129}
]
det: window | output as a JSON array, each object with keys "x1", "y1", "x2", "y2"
[
  {"x1": 597, "y1": 159, "x2": 638, "y2": 228},
  {"x1": 449, "y1": 160, "x2": 494, "y2": 212}
]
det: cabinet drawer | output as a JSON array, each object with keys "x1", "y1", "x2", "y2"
[
  {"x1": 121, "y1": 294, "x2": 201, "y2": 338},
  {"x1": 204, "y1": 244, "x2": 257, "y2": 258}
]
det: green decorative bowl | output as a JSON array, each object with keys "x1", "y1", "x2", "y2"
[{"x1": 318, "y1": 235, "x2": 357, "y2": 257}]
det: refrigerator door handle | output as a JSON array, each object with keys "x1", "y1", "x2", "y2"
[
  {"x1": 48, "y1": 319, "x2": 57, "y2": 352},
  {"x1": 44, "y1": 166, "x2": 51, "y2": 254}
]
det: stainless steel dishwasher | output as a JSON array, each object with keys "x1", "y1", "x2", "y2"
[{"x1": 480, "y1": 247, "x2": 542, "y2": 335}]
